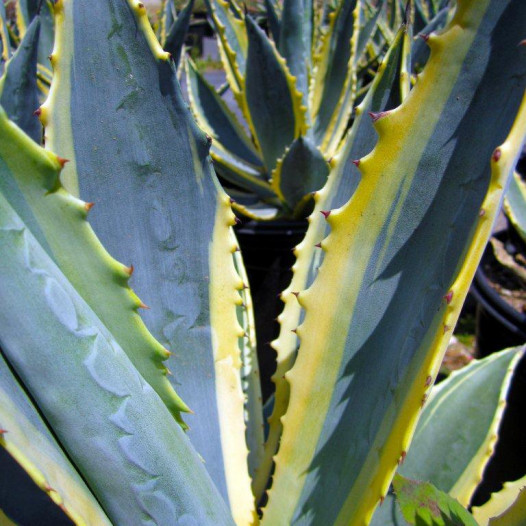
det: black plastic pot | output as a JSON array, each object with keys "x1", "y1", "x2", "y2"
[
  {"x1": 235, "y1": 220, "x2": 308, "y2": 400},
  {"x1": 471, "y1": 231, "x2": 526, "y2": 357}
]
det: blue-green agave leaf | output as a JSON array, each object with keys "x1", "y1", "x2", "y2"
[
  {"x1": 271, "y1": 136, "x2": 330, "y2": 216},
  {"x1": 311, "y1": 0, "x2": 359, "y2": 144},
  {"x1": 163, "y1": 0, "x2": 195, "y2": 68},
  {"x1": 185, "y1": 56, "x2": 262, "y2": 166},
  {"x1": 0, "y1": 351, "x2": 111, "y2": 525},
  {"x1": 504, "y1": 171, "x2": 526, "y2": 244},
  {"x1": 17, "y1": 0, "x2": 55, "y2": 74},
  {"x1": 0, "y1": 16, "x2": 41, "y2": 142},
  {"x1": 0, "y1": 193, "x2": 234, "y2": 526},
  {"x1": 412, "y1": 7, "x2": 449, "y2": 73},
  {"x1": 279, "y1": 0, "x2": 309, "y2": 108},
  {"x1": 262, "y1": 2, "x2": 526, "y2": 524},
  {"x1": 44, "y1": 1, "x2": 256, "y2": 521},
  {"x1": 264, "y1": 0, "x2": 281, "y2": 44},
  {"x1": 245, "y1": 15, "x2": 305, "y2": 172},
  {"x1": 371, "y1": 347, "x2": 524, "y2": 525},
  {"x1": 256, "y1": 27, "x2": 407, "y2": 501},
  {"x1": 0, "y1": 2, "x2": 12, "y2": 72}
]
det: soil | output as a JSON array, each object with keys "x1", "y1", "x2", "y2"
[{"x1": 481, "y1": 231, "x2": 526, "y2": 314}]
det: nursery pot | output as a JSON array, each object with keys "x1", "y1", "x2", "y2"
[
  {"x1": 471, "y1": 230, "x2": 526, "y2": 357},
  {"x1": 235, "y1": 219, "x2": 308, "y2": 400}
]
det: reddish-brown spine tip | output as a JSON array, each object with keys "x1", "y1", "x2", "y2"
[
  {"x1": 352, "y1": 159, "x2": 360, "y2": 167},
  {"x1": 33, "y1": 108, "x2": 42, "y2": 117},
  {"x1": 230, "y1": 197, "x2": 236, "y2": 204},
  {"x1": 139, "y1": 302, "x2": 150, "y2": 310},
  {"x1": 492, "y1": 148, "x2": 502, "y2": 162},
  {"x1": 444, "y1": 290, "x2": 453, "y2": 304},
  {"x1": 368, "y1": 110, "x2": 390, "y2": 123},
  {"x1": 84, "y1": 202, "x2": 95, "y2": 212},
  {"x1": 57, "y1": 156, "x2": 70, "y2": 168},
  {"x1": 398, "y1": 450, "x2": 407, "y2": 465},
  {"x1": 379, "y1": 496, "x2": 385, "y2": 506},
  {"x1": 418, "y1": 33, "x2": 430, "y2": 42},
  {"x1": 479, "y1": 208, "x2": 486, "y2": 217},
  {"x1": 443, "y1": 324, "x2": 451, "y2": 334},
  {"x1": 320, "y1": 210, "x2": 331, "y2": 219},
  {"x1": 519, "y1": 39, "x2": 526, "y2": 47},
  {"x1": 234, "y1": 217, "x2": 242, "y2": 225},
  {"x1": 125, "y1": 264, "x2": 134, "y2": 277},
  {"x1": 0, "y1": 429, "x2": 7, "y2": 435},
  {"x1": 137, "y1": 2, "x2": 144, "y2": 8},
  {"x1": 314, "y1": 242, "x2": 322, "y2": 248},
  {"x1": 425, "y1": 375, "x2": 433, "y2": 387},
  {"x1": 291, "y1": 291, "x2": 300, "y2": 298},
  {"x1": 421, "y1": 394, "x2": 428, "y2": 408}
]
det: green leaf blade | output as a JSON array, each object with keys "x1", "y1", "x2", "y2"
[
  {"x1": 245, "y1": 15, "x2": 304, "y2": 173},
  {"x1": 45, "y1": 2, "x2": 256, "y2": 521},
  {"x1": 163, "y1": 0, "x2": 195, "y2": 68},
  {"x1": 0, "y1": 16, "x2": 41, "y2": 142},
  {"x1": 0, "y1": 352, "x2": 111, "y2": 526},
  {"x1": 0, "y1": 193, "x2": 235, "y2": 526},
  {"x1": 263, "y1": 2, "x2": 526, "y2": 524},
  {"x1": 393, "y1": 475, "x2": 478, "y2": 526}
]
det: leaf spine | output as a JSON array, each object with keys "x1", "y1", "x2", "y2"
[
  {"x1": 352, "y1": 159, "x2": 360, "y2": 167},
  {"x1": 84, "y1": 202, "x2": 95, "y2": 212},
  {"x1": 320, "y1": 210, "x2": 331, "y2": 219},
  {"x1": 492, "y1": 148, "x2": 502, "y2": 162},
  {"x1": 368, "y1": 110, "x2": 391, "y2": 123},
  {"x1": 444, "y1": 290, "x2": 453, "y2": 304}
]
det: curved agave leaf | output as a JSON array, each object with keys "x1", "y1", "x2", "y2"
[
  {"x1": 245, "y1": 15, "x2": 306, "y2": 173},
  {"x1": 473, "y1": 475, "x2": 526, "y2": 526},
  {"x1": 279, "y1": 0, "x2": 309, "y2": 110},
  {"x1": 402, "y1": 348, "x2": 523, "y2": 506},
  {"x1": 0, "y1": 105, "x2": 189, "y2": 428},
  {"x1": 0, "y1": 509, "x2": 16, "y2": 526},
  {"x1": 253, "y1": 27, "x2": 407, "y2": 501},
  {"x1": 322, "y1": 0, "x2": 387, "y2": 156},
  {"x1": 210, "y1": 144, "x2": 277, "y2": 201},
  {"x1": 310, "y1": 0, "x2": 359, "y2": 144},
  {"x1": 411, "y1": 7, "x2": 449, "y2": 73},
  {"x1": 262, "y1": 2, "x2": 526, "y2": 524},
  {"x1": 504, "y1": 171, "x2": 526, "y2": 244},
  {"x1": 371, "y1": 347, "x2": 524, "y2": 526},
  {"x1": 0, "y1": 193, "x2": 234, "y2": 526},
  {"x1": 0, "y1": 16, "x2": 41, "y2": 142},
  {"x1": 0, "y1": 2, "x2": 12, "y2": 71},
  {"x1": 185, "y1": 57, "x2": 262, "y2": 166},
  {"x1": 233, "y1": 251, "x2": 265, "y2": 484},
  {"x1": 44, "y1": 1, "x2": 255, "y2": 521},
  {"x1": 0, "y1": 352, "x2": 111, "y2": 525},
  {"x1": 264, "y1": 0, "x2": 281, "y2": 44},
  {"x1": 205, "y1": 0, "x2": 247, "y2": 95},
  {"x1": 16, "y1": 0, "x2": 55, "y2": 73},
  {"x1": 163, "y1": 0, "x2": 195, "y2": 68},
  {"x1": 157, "y1": 0, "x2": 176, "y2": 44},
  {"x1": 270, "y1": 136, "x2": 330, "y2": 217}
]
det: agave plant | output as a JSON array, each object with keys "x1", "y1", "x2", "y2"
[
  {"x1": 1, "y1": 0, "x2": 526, "y2": 525},
  {"x1": 185, "y1": 0, "x2": 452, "y2": 219}
]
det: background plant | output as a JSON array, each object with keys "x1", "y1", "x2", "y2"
[{"x1": 0, "y1": 0, "x2": 526, "y2": 525}]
